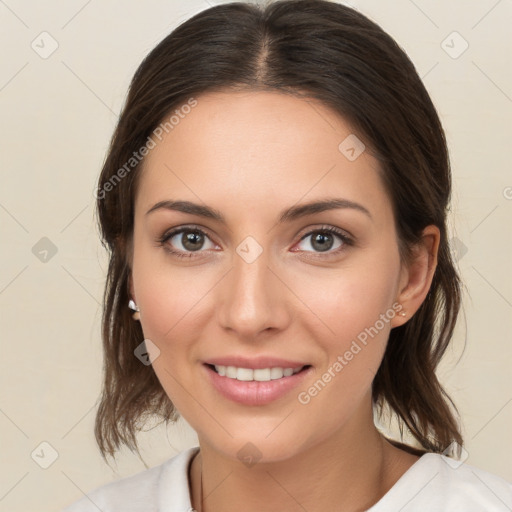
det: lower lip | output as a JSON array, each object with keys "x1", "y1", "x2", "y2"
[{"x1": 203, "y1": 364, "x2": 313, "y2": 406}]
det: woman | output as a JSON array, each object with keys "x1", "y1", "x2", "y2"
[{"x1": 63, "y1": 1, "x2": 512, "y2": 510}]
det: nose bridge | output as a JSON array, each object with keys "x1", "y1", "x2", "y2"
[{"x1": 217, "y1": 237, "x2": 288, "y2": 337}]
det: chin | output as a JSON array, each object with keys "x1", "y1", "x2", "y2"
[{"x1": 196, "y1": 419, "x2": 323, "y2": 466}]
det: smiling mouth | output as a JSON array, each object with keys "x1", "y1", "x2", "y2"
[{"x1": 205, "y1": 363, "x2": 312, "y2": 382}]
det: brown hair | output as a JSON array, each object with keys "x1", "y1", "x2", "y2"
[{"x1": 94, "y1": 0, "x2": 463, "y2": 463}]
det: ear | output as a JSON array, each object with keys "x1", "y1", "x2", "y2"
[
  {"x1": 391, "y1": 225, "x2": 440, "y2": 327},
  {"x1": 127, "y1": 273, "x2": 141, "y2": 321},
  {"x1": 125, "y1": 233, "x2": 136, "y2": 301},
  {"x1": 126, "y1": 235, "x2": 140, "y2": 320},
  {"x1": 129, "y1": 273, "x2": 136, "y2": 302}
]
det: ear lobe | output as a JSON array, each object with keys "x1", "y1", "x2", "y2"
[{"x1": 391, "y1": 225, "x2": 440, "y2": 327}]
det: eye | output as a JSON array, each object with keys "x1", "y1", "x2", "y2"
[
  {"x1": 293, "y1": 226, "x2": 352, "y2": 255},
  {"x1": 158, "y1": 226, "x2": 217, "y2": 258},
  {"x1": 157, "y1": 224, "x2": 352, "y2": 259}
]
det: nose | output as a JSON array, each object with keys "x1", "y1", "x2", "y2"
[{"x1": 216, "y1": 244, "x2": 291, "y2": 339}]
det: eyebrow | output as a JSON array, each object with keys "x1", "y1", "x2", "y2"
[{"x1": 146, "y1": 198, "x2": 372, "y2": 223}]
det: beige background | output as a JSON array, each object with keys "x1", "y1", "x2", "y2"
[{"x1": 0, "y1": 0, "x2": 510, "y2": 511}]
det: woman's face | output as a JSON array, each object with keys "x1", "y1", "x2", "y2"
[{"x1": 131, "y1": 90, "x2": 409, "y2": 462}]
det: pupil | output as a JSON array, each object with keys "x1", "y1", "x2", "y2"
[
  {"x1": 183, "y1": 231, "x2": 203, "y2": 251},
  {"x1": 312, "y1": 232, "x2": 333, "y2": 252}
]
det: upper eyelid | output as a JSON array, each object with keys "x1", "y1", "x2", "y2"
[
  {"x1": 162, "y1": 225, "x2": 216, "y2": 242},
  {"x1": 298, "y1": 225, "x2": 352, "y2": 241}
]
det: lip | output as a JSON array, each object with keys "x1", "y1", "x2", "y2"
[
  {"x1": 203, "y1": 363, "x2": 313, "y2": 406},
  {"x1": 203, "y1": 356, "x2": 309, "y2": 370}
]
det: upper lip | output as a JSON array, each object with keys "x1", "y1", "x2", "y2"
[{"x1": 204, "y1": 356, "x2": 310, "y2": 369}]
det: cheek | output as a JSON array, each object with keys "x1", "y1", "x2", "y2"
[
  {"x1": 289, "y1": 248, "x2": 401, "y2": 403},
  {"x1": 292, "y1": 257, "x2": 400, "y2": 344},
  {"x1": 132, "y1": 241, "x2": 216, "y2": 343},
  {"x1": 134, "y1": 264, "x2": 209, "y2": 411},
  {"x1": 292, "y1": 272, "x2": 396, "y2": 430}
]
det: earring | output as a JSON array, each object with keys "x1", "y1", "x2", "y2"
[
  {"x1": 128, "y1": 299, "x2": 140, "y2": 321},
  {"x1": 398, "y1": 304, "x2": 406, "y2": 317}
]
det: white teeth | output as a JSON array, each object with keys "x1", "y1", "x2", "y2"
[
  {"x1": 213, "y1": 365, "x2": 304, "y2": 381},
  {"x1": 236, "y1": 368, "x2": 253, "y2": 381},
  {"x1": 226, "y1": 366, "x2": 237, "y2": 378},
  {"x1": 270, "y1": 367, "x2": 284, "y2": 380},
  {"x1": 253, "y1": 368, "x2": 271, "y2": 381}
]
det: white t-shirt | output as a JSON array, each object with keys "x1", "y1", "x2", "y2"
[{"x1": 62, "y1": 446, "x2": 512, "y2": 511}]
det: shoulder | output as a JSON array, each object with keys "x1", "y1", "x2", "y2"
[
  {"x1": 371, "y1": 453, "x2": 512, "y2": 512},
  {"x1": 61, "y1": 446, "x2": 199, "y2": 512},
  {"x1": 431, "y1": 454, "x2": 512, "y2": 510}
]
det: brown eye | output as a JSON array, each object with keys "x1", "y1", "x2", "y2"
[
  {"x1": 310, "y1": 232, "x2": 335, "y2": 252},
  {"x1": 293, "y1": 226, "x2": 353, "y2": 256},
  {"x1": 160, "y1": 227, "x2": 217, "y2": 256},
  {"x1": 180, "y1": 231, "x2": 205, "y2": 251}
]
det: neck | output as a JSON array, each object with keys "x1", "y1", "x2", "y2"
[{"x1": 189, "y1": 407, "x2": 418, "y2": 512}]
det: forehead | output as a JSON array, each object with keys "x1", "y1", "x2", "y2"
[{"x1": 136, "y1": 90, "x2": 390, "y2": 222}]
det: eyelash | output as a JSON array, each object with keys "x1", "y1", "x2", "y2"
[{"x1": 156, "y1": 225, "x2": 353, "y2": 259}]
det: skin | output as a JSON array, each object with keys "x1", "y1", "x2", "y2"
[{"x1": 129, "y1": 90, "x2": 440, "y2": 512}]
